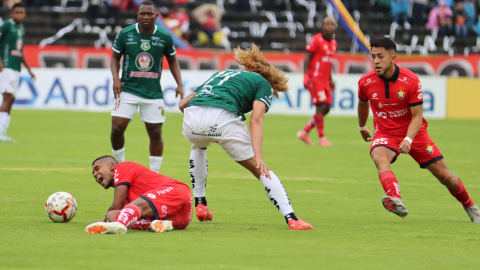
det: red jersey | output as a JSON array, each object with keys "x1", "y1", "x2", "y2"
[
  {"x1": 358, "y1": 65, "x2": 428, "y2": 136},
  {"x1": 113, "y1": 162, "x2": 189, "y2": 205},
  {"x1": 306, "y1": 33, "x2": 337, "y2": 79}
]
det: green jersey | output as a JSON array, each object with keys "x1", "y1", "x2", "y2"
[
  {"x1": 113, "y1": 23, "x2": 176, "y2": 100},
  {"x1": 0, "y1": 19, "x2": 24, "y2": 72},
  {"x1": 189, "y1": 70, "x2": 274, "y2": 120}
]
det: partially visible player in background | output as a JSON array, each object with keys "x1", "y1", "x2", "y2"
[
  {"x1": 86, "y1": 156, "x2": 193, "y2": 234},
  {"x1": 358, "y1": 37, "x2": 480, "y2": 222},
  {"x1": 297, "y1": 17, "x2": 337, "y2": 146},
  {"x1": 179, "y1": 45, "x2": 313, "y2": 230},
  {"x1": 110, "y1": 0, "x2": 184, "y2": 172},
  {"x1": 0, "y1": 2, "x2": 35, "y2": 142}
]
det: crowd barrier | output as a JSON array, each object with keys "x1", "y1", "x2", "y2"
[{"x1": 2, "y1": 69, "x2": 477, "y2": 119}]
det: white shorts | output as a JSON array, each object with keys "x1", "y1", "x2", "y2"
[
  {"x1": 0, "y1": 68, "x2": 20, "y2": 96},
  {"x1": 111, "y1": 92, "x2": 166, "y2": 123},
  {"x1": 182, "y1": 106, "x2": 254, "y2": 161}
]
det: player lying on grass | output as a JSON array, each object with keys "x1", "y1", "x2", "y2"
[
  {"x1": 178, "y1": 45, "x2": 313, "y2": 230},
  {"x1": 86, "y1": 155, "x2": 193, "y2": 234},
  {"x1": 357, "y1": 37, "x2": 480, "y2": 222}
]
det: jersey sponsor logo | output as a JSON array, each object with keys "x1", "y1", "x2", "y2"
[
  {"x1": 135, "y1": 52, "x2": 154, "y2": 71},
  {"x1": 127, "y1": 32, "x2": 134, "y2": 37},
  {"x1": 378, "y1": 102, "x2": 398, "y2": 108},
  {"x1": 152, "y1": 42, "x2": 164, "y2": 47},
  {"x1": 371, "y1": 93, "x2": 378, "y2": 99},
  {"x1": 376, "y1": 112, "x2": 387, "y2": 119},
  {"x1": 156, "y1": 187, "x2": 174, "y2": 196},
  {"x1": 11, "y1": 50, "x2": 23, "y2": 57},
  {"x1": 192, "y1": 125, "x2": 222, "y2": 137},
  {"x1": 114, "y1": 171, "x2": 119, "y2": 183},
  {"x1": 417, "y1": 93, "x2": 423, "y2": 99},
  {"x1": 397, "y1": 90, "x2": 405, "y2": 100},
  {"x1": 16, "y1": 38, "x2": 22, "y2": 50},
  {"x1": 152, "y1": 36, "x2": 160, "y2": 40},
  {"x1": 148, "y1": 193, "x2": 157, "y2": 199},
  {"x1": 388, "y1": 108, "x2": 408, "y2": 118},
  {"x1": 363, "y1": 78, "x2": 376, "y2": 86},
  {"x1": 398, "y1": 77, "x2": 409, "y2": 84},
  {"x1": 141, "y1": 42, "x2": 151, "y2": 51},
  {"x1": 426, "y1": 145, "x2": 434, "y2": 154},
  {"x1": 126, "y1": 41, "x2": 137, "y2": 45},
  {"x1": 130, "y1": 71, "x2": 159, "y2": 78}
]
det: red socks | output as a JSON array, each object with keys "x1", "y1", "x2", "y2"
[
  {"x1": 448, "y1": 178, "x2": 474, "y2": 209},
  {"x1": 115, "y1": 205, "x2": 142, "y2": 227},
  {"x1": 313, "y1": 113, "x2": 325, "y2": 138},
  {"x1": 303, "y1": 116, "x2": 316, "y2": 133},
  {"x1": 128, "y1": 219, "x2": 153, "y2": 231},
  {"x1": 379, "y1": 171, "x2": 401, "y2": 199}
]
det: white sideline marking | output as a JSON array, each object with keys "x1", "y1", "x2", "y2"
[{"x1": 0, "y1": 167, "x2": 85, "y2": 172}]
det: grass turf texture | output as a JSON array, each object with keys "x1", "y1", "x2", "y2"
[{"x1": 1, "y1": 110, "x2": 479, "y2": 270}]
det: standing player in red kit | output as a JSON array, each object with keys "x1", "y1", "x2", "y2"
[
  {"x1": 297, "y1": 17, "x2": 337, "y2": 146},
  {"x1": 357, "y1": 37, "x2": 480, "y2": 222},
  {"x1": 86, "y1": 156, "x2": 193, "y2": 234}
]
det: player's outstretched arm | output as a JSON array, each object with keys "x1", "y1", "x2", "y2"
[
  {"x1": 179, "y1": 92, "x2": 196, "y2": 112},
  {"x1": 106, "y1": 185, "x2": 129, "y2": 217},
  {"x1": 357, "y1": 100, "x2": 372, "y2": 142},
  {"x1": 250, "y1": 101, "x2": 270, "y2": 178},
  {"x1": 111, "y1": 52, "x2": 123, "y2": 100},
  {"x1": 166, "y1": 55, "x2": 184, "y2": 99},
  {"x1": 399, "y1": 104, "x2": 423, "y2": 154},
  {"x1": 22, "y1": 55, "x2": 35, "y2": 81}
]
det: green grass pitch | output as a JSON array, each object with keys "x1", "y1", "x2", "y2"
[{"x1": 0, "y1": 110, "x2": 479, "y2": 269}]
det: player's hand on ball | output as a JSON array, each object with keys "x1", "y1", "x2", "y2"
[
  {"x1": 399, "y1": 140, "x2": 411, "y2": 154},
  {"x1": 176, "y1": 84, "x2": 184, "y2": 99},
  {"x1": 256, "y1": 158, "x2": 270, "y2": 179},
  {"x1": 360, "y1": 128, "x2": 372, "y2": 142}
]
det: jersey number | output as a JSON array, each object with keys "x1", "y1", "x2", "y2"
[
  {"x1": 372, "y1": 138, "x2": 388, "y2": 146},
  {"x1": 200, "y1": 70, "x2": 241, "y2": 94}
]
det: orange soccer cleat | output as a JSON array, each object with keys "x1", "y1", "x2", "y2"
[
  {"x1": 288, "y1": 218, "x2": 314, "y2": 230},
  {"x1": 297, "y1": 130, "x2": 314, "y2": 145},
  {"x1": 196, "y1": 203, "x2": 213, "y2": 222}
]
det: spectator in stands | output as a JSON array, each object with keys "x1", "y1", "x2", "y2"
[
  {"x1": 193, "y1": 4, "x2": 222, "y2": 45},
  {"x1": 390, "y1": 0, "x2": 411, "y2": 30},
  {"x1": 164, "y1": 8, "x2": 190, "y2": 39},
  {"x1": 426, "y1": 1, "x2": 453, "y2": 36},
  {"x1": 453, "y1": 2, "x2": 468, "y2": 37},
  {"x1": 201, "y1": 10, "x2": 220, "y2": 43},
  {"x1": 463, "y1": 0, "x2": 476, "y2": 28},
  {"x1": 412, "y1": 0, "x2": 428, "y2": 26}
]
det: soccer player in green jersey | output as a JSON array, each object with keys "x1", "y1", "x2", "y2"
[
  {"x1": 110, "y1": 0, "x2": 183, "y2": 172},
  {"x1": 0, "y1": 3, "x2": 35, "y2": 142},
  {"x1": 179, "y1": 45, "x2": 314, "y2": 230}
]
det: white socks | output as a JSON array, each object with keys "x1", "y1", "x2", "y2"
[
  {"x1": 112, "y1": 147, "x2": 125, "y2": 163},
  {"x1": 0, "y1": 112, "x2": 8, "y2": 134},
  {"x1": 260, "y1": 171, "x2": 294, "y2": 216},
  {"x1": 189, "y1": 148, "x2": 208, "y2": 197},
  {"x1": 149, "y1": 156, "x2": 163, "y2": 173}
]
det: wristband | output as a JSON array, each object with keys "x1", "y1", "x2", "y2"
[
  {"x1": 404, "y1": 136, "x2": 413, "y2": 144},
  {"x1": 359, "y1": 126, "x2": 366, "y2": 131}
]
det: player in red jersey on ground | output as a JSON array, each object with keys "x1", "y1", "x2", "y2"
[
  {"x1": 297, "y1": 17, "x2": 337, "y2": 146},
  {"x1": 357, "y1": 37, "x2": 480, "y2": 222},
  {"x1": 86, "y1": 156, "x2": 193, "y2": 234}
]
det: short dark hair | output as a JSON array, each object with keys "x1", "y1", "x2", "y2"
[
  {"x1": 92, "y1": 155, "x2": 117, "y2": 166},
  {"x1": 370, "y1": 37, "x2": 397, "y2": 52},
  {"x1": 11, "y1": 2, "x2": 25, "y2": 11},
  {"x1": 138, "y1": 0, "x2": 158, "y2": 10}
]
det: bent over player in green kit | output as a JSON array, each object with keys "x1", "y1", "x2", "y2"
[
  {"x1": 179, "y1": 45, "x2": 313, "y2": 230},
  {"x1": 110, "y1": 0, "x2": 183, "y2": 172}
]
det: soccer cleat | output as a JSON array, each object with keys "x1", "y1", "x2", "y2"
[
  {"x1": 0, "y1": 133, "x2": 15, "y2": 142},
  {"x1": 150, "y1": 220, "x2": 174, "y2": 232},
  {"x1": 382, "y1": 196, "x2": 408, "y2": 218},
  {"x1": 465, "y1": 205, "x2": 480, "y2": 223},
  {"x1": 319, "y1": 138, "x2": 332, "y2": 146},
  {"x1": 85, "y1": 222, "x2": 127, "y2": 234},
  {"x1": 297, "y1": 130, "x2": 313, "y2": 145},
  {"x1": 288, "y1": 218, "x2": 314, "y2": 230},
  {"x1": 196, "y1": 203, "x2": 213, "y2": 222}
]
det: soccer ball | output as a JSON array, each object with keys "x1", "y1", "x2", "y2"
[{"x1": 45, "y1": 192, "x2": 77, "y2": 223}]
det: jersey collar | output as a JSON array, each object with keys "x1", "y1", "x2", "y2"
[
  {"x1": 379, "y1": 64, "x2": 399, "y2": 82},
  {"x1": 135, "y1": 23, "x2": 158, "y2": 35}
]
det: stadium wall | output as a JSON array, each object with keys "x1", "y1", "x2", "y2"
[
  {"x1": 446, "y1": 78, "x2": 480, "y2": 119},
  {"x1": 4, "y1": 69, "x2": 456, "y2": 119}
]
